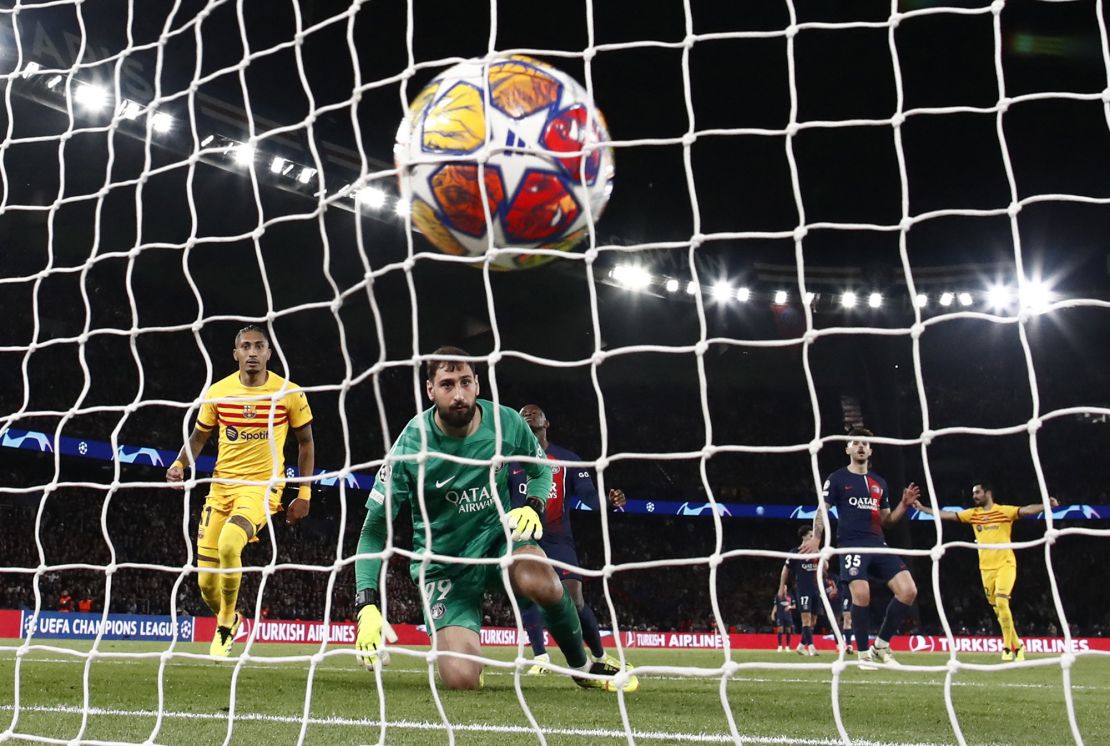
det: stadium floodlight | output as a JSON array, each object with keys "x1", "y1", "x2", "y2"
[
  {"x1": 151, "y1": 112, "x2": 173, "y2": 134},
  {"x1": 118, "y1": 100, "x2": 143, "y2": 120},
  {"x1": 1019, "y1": 280, "x2": 1053, "y2": 313},
  {"x1": 297, "y1": 167, "x2": 316, "y2": 184},
  {"x1": 612, "y1": 264, "x2": 652, "y2": 291},
  {"x1": 957, "y1": 291, "x2": 973, "y2": 307},
  {"x1": 664, "y1": 278, "x2": 679, "y2": 293},
  {"x1": 270, "y1": 157, "x2": 286, "y2": 174},
  {"x1": 74, "y1": 82, "x2": 109, "y2": 111},
  {"x1": 711, "y1": 281, "x2": 732, "y2": 302},
  {"x1": 915, "y1": 293, "x2": 928, "y2": 308},
  {"x1": 232, "y1": 143, "x2": 254, "y2": 166},
  {"x1": 939, "y1": 292, "x2": 954, "y2": 307},
  {"x1": 394, "y1": 198, "x2": 411, "y2": 217},
  {"x1": 986, "y1": 284, "x2": 1011, "y2": 310},
  {"x1": 355, "y1": 186, "x2": 387, "y2": 209},
  {"x1": 840, "y1": 291, "x2": 857, "y2": 308},
  {"x1": 773, "y1": 290, "x2": 788, "y2": 304},
  {"x1": 736, "y1": 287, "x2": 750, "y2": 302},
  {"x1": 868, "y1": 292, "x2": 882, "y2": 309},
  {"x1": 686, "y1": 281, "x2": 698, "y2": 295},
  {"x1": 200, "y1": 134, "x2": 215, "y2": 147}
]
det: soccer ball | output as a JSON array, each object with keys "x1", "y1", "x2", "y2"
[{"x1": 395, "y1": 56, "x2": 614, "y2": 270}]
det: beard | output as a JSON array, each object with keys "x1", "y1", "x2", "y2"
[{"x1": 438, "y1": 400, "x2": 477, "y2": 429}]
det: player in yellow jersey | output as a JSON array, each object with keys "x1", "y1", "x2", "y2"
[
  {"x1": 915, "y1": 482, "x2": 1057, "y2": 662},
  {"x1": 166, "y1": 325, "x2": 315, "y2": 658}
]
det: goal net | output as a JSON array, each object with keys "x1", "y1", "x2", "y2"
[{"x1": 0, "y1": 0, "x2": 1108, "y2": 744}]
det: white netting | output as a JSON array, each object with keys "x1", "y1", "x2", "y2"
[{"x1": 0, "y1": 0, "x2": 1108, "y2": 744}]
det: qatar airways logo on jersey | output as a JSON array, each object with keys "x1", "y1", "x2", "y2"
[
  {"x1": 847, "y1": 495, "x2": 880, "y2": 510},
  {"x1": 444, "y1": 485, "x2": 496, "y2": 513}
]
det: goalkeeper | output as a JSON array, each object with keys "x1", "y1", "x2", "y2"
[{"x1": 353, "y1": 346, "x2": 633, "y2": 691}]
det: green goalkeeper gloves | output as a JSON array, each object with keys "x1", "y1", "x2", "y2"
[
  {"x1": 355, "y1": 601, "x2": 397, "y2": 671},
  {"x1": 506, "y1": 497, "x2": 545, "y2": 541}
]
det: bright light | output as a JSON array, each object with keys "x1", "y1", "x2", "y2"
[
  {"x1": 711, "y1": 281, "x2": 732, "y2": 302},
  {"x1": 939, "y1": 292, "x2": 954, "y2": 307},
  {"x1": 958, "y1": 292, "x2": 973, "y2": 307},
  {"x1": 46, "y1": 75, "x2": 62, "y2": 90},
  {"x1": 395, "y1": 198, "x2": 411, "y2": 218},
  {"x1": 665, "y1": 278, "x2": 679, "y2": 293},
  {"x1": 686, "y1": 281, "x2": 698, "y2": 295},
  {"x1": 232, "y1": 143, "x2": 254, "y2": 166},
  {"x1": 612, "y1": 264, "x2": 652, "y2": 291},
  {"x1": 774, "y1": 290, "x2": 788, "y2": 304},
  {"x1": 736, "y1": 287, "x2": 750, "y2": 302},
  {"x1": 804, "y1": 292, "x2": 815, "y2": 305},
  {"x1": 151, "y1": 112, "x2": 173, "y2": 134},
  {"x1": 840, "y1": 291, "x2": 857, "y2": 308},
  {"x1": 118, "y1": 100, "x2": 143, "y2": 120},
  {"x1": 1019, "y1": 280, "x2": 1053, "y2": 313},
  {"x1": 297, "y1": 167, "x2": 316, "y2": 184},
  {"x1": 74, "y1": 82, "x2": 108, "y2": 111},
  {"x1": 868, "y1": 292, "x2": 882, "y2": 309},
  {"x1": 270, "y1": 157, "x2": 286, "y2": 174},
  {"x1": 356, "y1": 186, "x2": 387, "y2": 209},
  {"x1": 915, "y1": 293, "x2": 928, "y2": 308},
  {"x1": 21, "y1": 61, "x2": 41, "y2": 79},
  {"x1": 986, "y1": 284, "x2": 1011, "y2": 310},
  {"x1": 200, "y1": 134, "x2": 215, "y2": 147}
]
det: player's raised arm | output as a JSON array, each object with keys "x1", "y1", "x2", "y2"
[
  {"x1": 913, "y1": 499, "x2": 960, "y2": 522},
  {"x1": 777, "y1": 561, "x2": 791, "y2": 599},
  {"x1": 880, "y1": 482, "x2": 918, "y2": 529},
  {"x1": 1018, "y1": 496, "x2": 1059, "y2": 517}
]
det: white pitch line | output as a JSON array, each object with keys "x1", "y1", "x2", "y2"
[
  {"x1": 0, "y1": 704, "x2": 982, "y2": 746},
  {"x1": 0, "y1": 658, "x2": 1102, "y2": 691}
]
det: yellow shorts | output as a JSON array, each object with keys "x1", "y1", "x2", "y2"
[
  {"x1": 980, "y1": 563, "x2": 1017, "y2": 605},
  {"x1": 196, "y1": 485, "x2": 282, "y2": 564}
]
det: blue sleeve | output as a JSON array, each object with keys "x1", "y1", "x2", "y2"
[
  {"x1": 878, "y1": 475, "x2": 891, "y2": 510},
  {"x1": 822, "y1": 473, "x2": 837, "y2": 510},
  {"x1": 569, "y1": 462, "x2": 600, "y2": 510},
  {"x1": 508, "y1": 464, "x2": 529, "y2": 508}
]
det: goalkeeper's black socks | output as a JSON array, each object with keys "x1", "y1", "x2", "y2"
[
  {"x1": 539, "y1": 589, "x2": 588, "y2": 669},
  {"x1": 577, "y1": 603, "x2": 605, "y2": 659}
]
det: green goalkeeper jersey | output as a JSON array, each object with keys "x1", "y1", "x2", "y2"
[{"x1": 355, "y1": 399, "x2": 552, "y2": 590}]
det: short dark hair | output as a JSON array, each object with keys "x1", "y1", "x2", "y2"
[
  {"x1": 847, "y1": 426, "x2": 874, "y2": 439},
  {"x1": 974, "y1": 480, "x2": 993, "y2": 494},
  {"x1": 798, "y1": 525, "x2": 813, "y2": 540},
  {"x1": 235, "y1": 324, "x2": 270, "y2": 346},
  {"x1": 425, "y1": 345, "x2": 478, "y2": 382}
]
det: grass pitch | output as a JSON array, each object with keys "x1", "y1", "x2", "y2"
[{"x1": 0, "y1": 641, "x2": 1105, "y2": 745}]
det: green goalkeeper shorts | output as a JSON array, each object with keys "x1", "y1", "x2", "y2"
[{"x1": 417, "y1": 536, "x2": 538, "y2": 634}]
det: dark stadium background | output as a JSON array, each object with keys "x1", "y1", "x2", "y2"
[{"x1": 0, "y1": 0, "x2": 1107, "y2": 638}]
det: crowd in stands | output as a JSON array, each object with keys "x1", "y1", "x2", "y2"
[{"x1": 1, "y1": 314, "x2": 1108, "y2": 641}]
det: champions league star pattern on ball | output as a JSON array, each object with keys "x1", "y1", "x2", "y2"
[{"x1": 395, "y1": 56, "x2": 614, "y2": 270}]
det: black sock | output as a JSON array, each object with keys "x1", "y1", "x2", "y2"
[
  {"x1": 878, "y1": 599, "x2": 911, "y2": 644},
  {"x1": 852, "y1": 604, "x2": 870, "y2": 652},
  {"x1": 577, "y1": 603, "x2": 605, "y2": 659},
  {"x1": 802, "y1": 626, "x2": 813, "y2": 646}
]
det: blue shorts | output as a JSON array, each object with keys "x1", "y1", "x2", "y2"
[
  {"x1": 540, "y1": 539, "x2": 582, "y2": 582},
  {"x1": 795, "y1": 585, "x2": 820, "y2": 614},
  {"x1": 775, "y1": 606, "x2": 794, "y2": 628},
  {"x1": 840, "y1": 551, "x2": 907, "y2": 584}
]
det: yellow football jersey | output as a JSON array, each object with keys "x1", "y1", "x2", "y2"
[
  {"x1": 196, "y1": 371, "x2": 312, "y2": 492},
  {"x1": 957, "y1": 504, "x2": 1021, "y2": 571}
]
